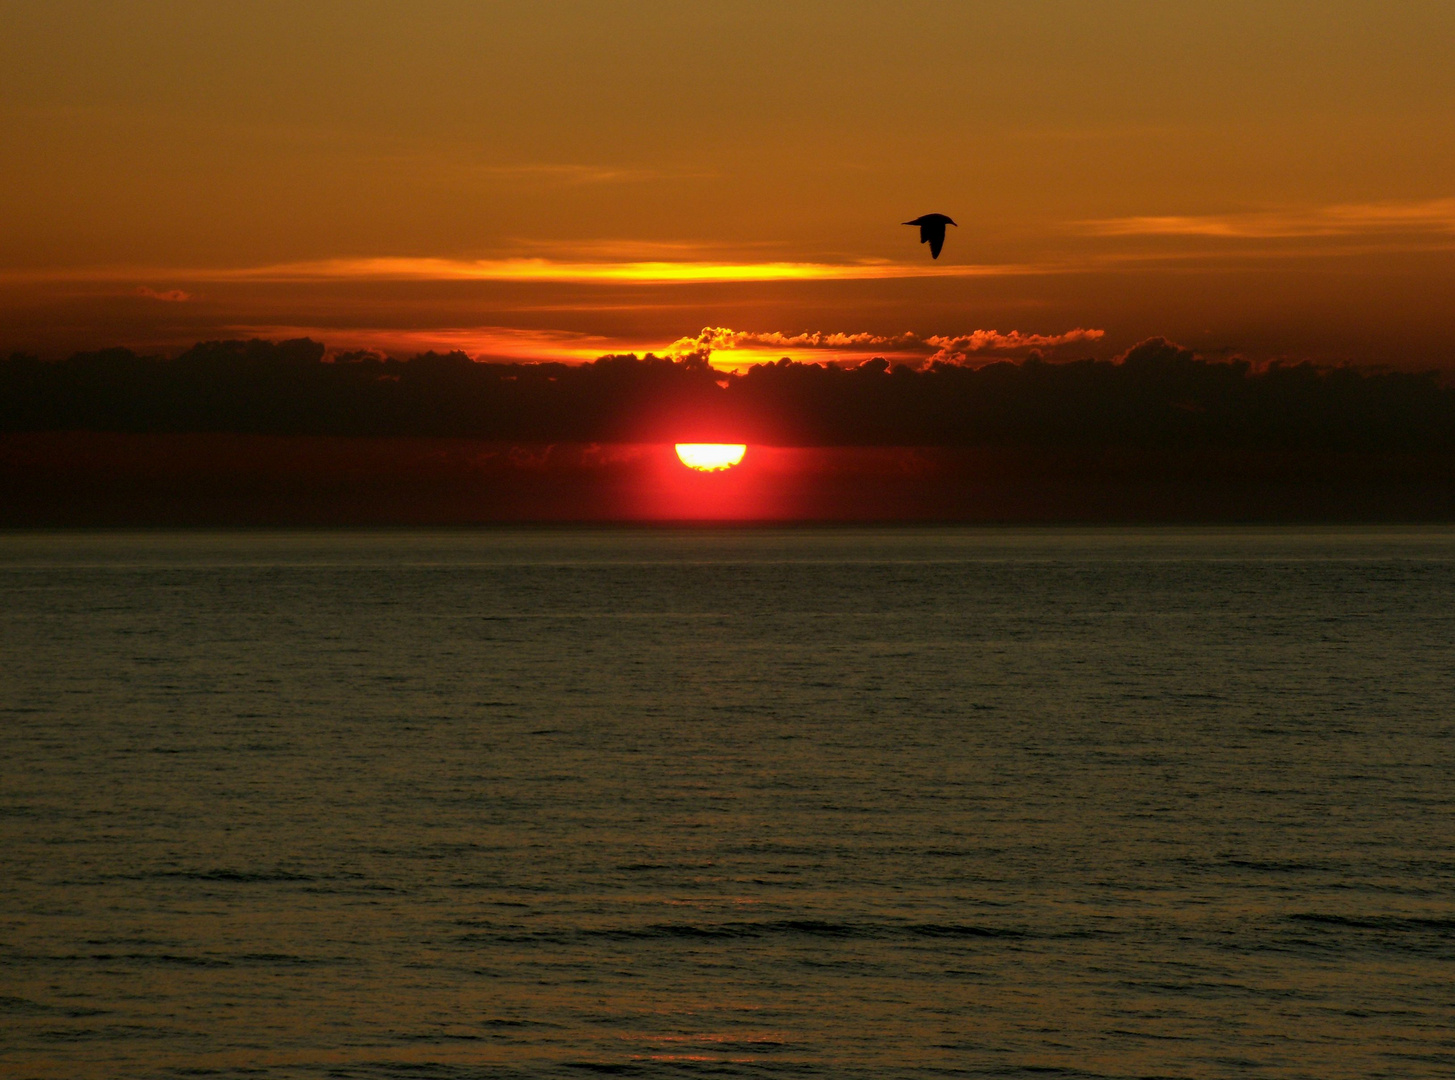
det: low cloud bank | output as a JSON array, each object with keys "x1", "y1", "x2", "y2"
[{"x1": 3, "y1": 336, "x2": 1453, "y2": 449}]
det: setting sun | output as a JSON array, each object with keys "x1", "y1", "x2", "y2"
[{"x1": 674, "y1": 443, "x2": 747, "y2": 471}]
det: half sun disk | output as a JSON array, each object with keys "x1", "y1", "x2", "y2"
[{"x1": 675, "y1": 443, "x2": 747, "y2": 471}]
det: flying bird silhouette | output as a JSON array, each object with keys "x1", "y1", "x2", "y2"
[{"x1": 904, "y1": 213, "x2": 957, "y2": 259}]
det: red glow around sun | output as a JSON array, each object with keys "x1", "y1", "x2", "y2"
[{"x1": 674, "y1": 443, "x2": 747, "y2": 471}]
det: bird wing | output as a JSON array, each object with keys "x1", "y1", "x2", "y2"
[{"x1": 926, "y1": 224, "x2": 946, "y2": 259}]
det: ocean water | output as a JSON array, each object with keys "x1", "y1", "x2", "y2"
[{"x1": 2, "y1": 527, "x2": 1453, "y2": 1080}]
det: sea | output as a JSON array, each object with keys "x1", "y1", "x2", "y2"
[{"x1": 2, "y1": 527, "x2": 1453, "y2": 1079}]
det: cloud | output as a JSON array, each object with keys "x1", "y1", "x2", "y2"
[
  {"x1": 465, "y1": 163, "x2": 713, "y2": 185},
  {"x1": 1083, "y1": 197, "x2": 1455, "y2": 239},
  {"x1": 1, "y1": 256, "x2": 1043, "y2": 287},
  {"x1": 228, "y1": 324, "x2": 625, "y2": 364},
  {"x1": 665, "y1": 326, "x2": 1105, "y2": 369},
  {"x1": 923, "y1": 328, "x2": 1105, "y2": 363},
  {"x1": 209, "y1": 256, "x2": 1034, "y2": 285},
  {"x1": 667, "y1": 328, "x2": 914, "y2": 355},
  {"x1": 135, "y1": 286, "x2": 191, "y2": 302},
  {"x1": 220, "y1": 323, "x2": 1106, "y2": 370},
  {"x1": 503, "y1": 238, "x2": 785, "y2": 260}
]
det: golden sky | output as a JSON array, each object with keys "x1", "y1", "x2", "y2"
[{"x1": 3, "y1": 0, "x2": 1454, "y2": 367}]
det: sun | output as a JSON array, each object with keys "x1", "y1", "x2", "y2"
[{"x1": 675, "y1": 443, "x2": 747, "y2": 471}]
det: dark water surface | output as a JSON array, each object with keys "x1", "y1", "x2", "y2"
[{"x1": 2, "y1": 528, "x2": 1453, "y2": 1079}]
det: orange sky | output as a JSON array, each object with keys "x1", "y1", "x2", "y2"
[{"x1": 3, "y1": 1, "x2": 1454, "y2": 368}]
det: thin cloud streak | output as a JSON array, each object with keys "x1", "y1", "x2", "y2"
[
  {"x1": 135, "y1": 286, "x2": 192, "y2": 302},
  {"x1": 667, "y1": 326, "x2": 1105, "y2": 369},
  {"x1": 231, "y1": 325, "x2": 627, "y2": 364},
  {"x1": 463, "y1": 163, "x2": 701, "y2": 185},
  {"x1": 0, "y1": 257, "x2": 1044, "y2": 287},
  {"x1": 201, "y1": 257, "x2": 1041, "y2": 285},
  {"x1": 1085, "y1": 197, "x2": 1455, "y2": 239},
  {"x1": 503, "y1": 238, "x2": 788, "y2": 260}
]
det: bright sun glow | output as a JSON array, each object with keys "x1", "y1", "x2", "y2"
[{"x1": 675, "y1": 443, "x2": 747, "y2": 471}]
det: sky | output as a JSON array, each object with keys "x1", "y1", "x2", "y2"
[{"x1": 3, "y1": 0, "x2": 1455, "y2": 370}]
